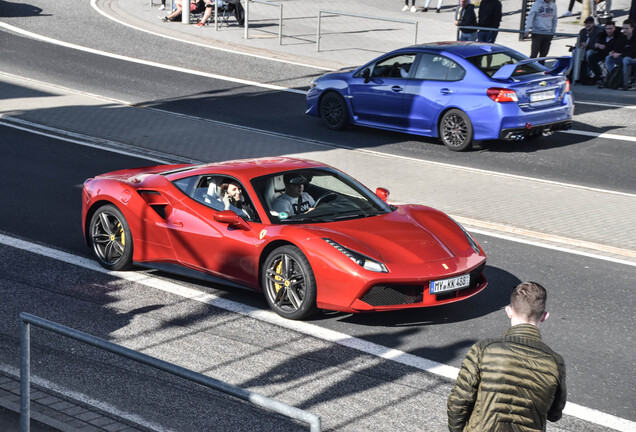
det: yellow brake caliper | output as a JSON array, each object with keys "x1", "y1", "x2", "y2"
[
  {"x1": 117, "y1": 222, "x2": 125, "y2": 246},
  {"x1": 274, "y1": 261, "x2": 283, "y2": 293}
]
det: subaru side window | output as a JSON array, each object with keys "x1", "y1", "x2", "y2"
[
  {"x1": 414, "y1": 54, "x2": 465, "y2": 81},
  {"x1": 369, "y1": 54, "x2": 416, "y2": 79}
]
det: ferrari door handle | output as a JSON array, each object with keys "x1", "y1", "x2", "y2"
[
  {"x1": 440, "y1": 88, "x2": 453, "y2": 95},
  {"x1": 172, "y1": 221, "x2": 183, "y2": 227},
  {"x1": 391, "y1": 86, "x2": 404, "y2": 92}
]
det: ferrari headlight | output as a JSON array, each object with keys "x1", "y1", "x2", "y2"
[
  {"x1": 323, "y1": 238, "x2": 388, "y2": 273},
  {"x1": 450, "y1": 218, "x2": 481, "y2": 254}
]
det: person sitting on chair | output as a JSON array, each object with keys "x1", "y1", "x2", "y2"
[{"x1": 272, "y1": 173, "x2": 315, "y2": 216}]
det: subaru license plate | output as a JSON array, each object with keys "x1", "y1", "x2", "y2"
[
  {"x1": 429, "y1": 274, "x2": 470, "y2": 294},
  {"x1": 530, "y1": 90, "x2": 555, "y2": 102}
]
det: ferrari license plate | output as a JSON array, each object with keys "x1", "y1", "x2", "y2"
[
  {"x1": 429, "y1": 274, "x2": 470, "y2": 294},
  {"x1": 530, "y1": 90, "x2": 555, "y2": 102}
]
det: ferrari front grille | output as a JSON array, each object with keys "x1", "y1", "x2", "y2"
[{"x1": 361, "y1": 284, "x2": 423, "y2": 306}]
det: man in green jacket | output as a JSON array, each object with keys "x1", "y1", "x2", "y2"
[{"x1": 447, "y1": 281, "x2": 567, "y2": 432}]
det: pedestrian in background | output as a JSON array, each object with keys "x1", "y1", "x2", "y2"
[
  {"x1": 477, "y1": 0, "x2": 502, "y2": 43},
  {"x1": 576, "y1": 16, "x2": 602, "y2": 84},
  {"x1": 422, "y1": 0, "x2": 444, "y2": 13},
  {"x1": 455, "y1": 0, "x2": 477, "y2": 41},
  {"x1": 524, "y1": 0, "x2": 558, "y2": 60},
  {"x1": 588, "y1": 20, "x2": 620, "y2": 83},
  {"x1": 402, "y1": 0, "x2": 418, "y2": 12},
  {"x1": 447, "y1": 281, "x2": 567, "y2": 432}
]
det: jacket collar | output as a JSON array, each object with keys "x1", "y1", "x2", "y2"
[{"x1": 503, "y1": 323, "x2": 542, "y2": 341}]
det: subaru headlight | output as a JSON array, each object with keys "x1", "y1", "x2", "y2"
[
  {"x1": 450, "y1": 218, "x2": 481, "y2": 254},
  {"x1": 323, "y1": 238, "x2": 388, "y2": 273}
]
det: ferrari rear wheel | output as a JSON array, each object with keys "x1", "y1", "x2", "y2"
[
  {"x1": 89, "y1": 204, "x2": 133, "y2": 271},
  {"x1": 440, "y1": 109, "x2": 473, "y2": 151},
  {"x1": 319, "y1": 92, "x2": 348, "y2": 130},
  {"x1": 262, "y1": 246, "x2": 317, "y2": 320}
]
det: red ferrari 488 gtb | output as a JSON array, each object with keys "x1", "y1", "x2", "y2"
[{"x1": 82, "y1": 157, "x2": 487, "y2": 319}]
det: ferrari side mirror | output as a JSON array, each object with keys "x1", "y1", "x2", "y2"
[
  {"x1": 214, "y1": 210, "x2": 251, "y2": 231},
  {"x1": 375, "y1": 187, "x2": 390, "y2": 202}
]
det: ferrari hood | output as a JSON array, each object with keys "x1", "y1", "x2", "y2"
[{"x1": 305, "y1": 206, "x2": 470, "y2": 264}]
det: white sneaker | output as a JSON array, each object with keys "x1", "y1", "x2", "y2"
[
  {"x1": 158, "y1": 4, "x2": 166, "y2": 10},
  {"x1": 560, "y1": 10, "x2": 572, "y2": 17},
  {"x1": 402, "y1": 5, "x2": 409, "y2": 11},
  {"x1": 410, "y1": 5, "x2": 417, "y2": 12}
]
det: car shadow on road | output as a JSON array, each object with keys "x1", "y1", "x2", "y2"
[{"x1": 0, "y1": 0, "x2": 46, "y2": 17}]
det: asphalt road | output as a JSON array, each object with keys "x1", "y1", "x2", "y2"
[
  {"x1": 1, "y1": 27, "x2": 635, "y2": 193},
  {"x1": 1, "y1": 0, "x2": 635, "y2": 430}
]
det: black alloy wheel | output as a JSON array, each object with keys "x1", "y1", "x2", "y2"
[
  {"x1": 262, "y1": 245, "x2": 317, "y2": 320},
  {"x1": 89, "y1": 204, "x2": 133, "y2": 271},
  {"x1": 440, "y1": 109, "x2": 474, "y2": 151},
  {"x1": 319, "y1": 92, "x2": 348, "y2": 130}
]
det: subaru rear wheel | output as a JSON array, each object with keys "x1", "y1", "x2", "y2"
[{"x1": 440, "y1": 109, "x2": 473, "y2": 151}]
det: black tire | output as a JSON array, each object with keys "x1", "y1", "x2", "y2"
[
  {"x1": 439, "y1": 109, "x2": 474, "y2": 151},
  {"x1": 89, "y1": 204, "x2": 133, "y2": 271},
  {"x1": 262, "y1": 246, "x2": 317, "y2": 320},
  {"x1": 319, "y1": 92, "x2": 348, "y2": 130}
]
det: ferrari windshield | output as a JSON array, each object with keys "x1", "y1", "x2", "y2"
[{"x1": 252, "y1": 168, "x2": 393, "y2": 224}]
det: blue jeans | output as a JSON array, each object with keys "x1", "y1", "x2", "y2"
[
  {"x1": 622, "y1": 56, "x2": 636, "y2": 88},
  {"x1": 477, "y1": 30, "x2": 498, "y2": 43},
  {"x1": 459, "y1": 31, "x2": 477, "y2": 42}
]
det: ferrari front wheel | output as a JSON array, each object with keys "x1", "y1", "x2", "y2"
[
  {"x1": 89, "y1": 204, "x2": 133, "y2": 271},
  {"x1": 262, "y1": 246, "x2": 317, "y2": 320},
  {"x1": 440, "y1": 109, "x2": 473, "y2": 151}
]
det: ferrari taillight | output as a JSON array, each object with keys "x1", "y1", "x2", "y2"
[{"x1": 487, "y1": 88, "x2": 518, "y2": 102}]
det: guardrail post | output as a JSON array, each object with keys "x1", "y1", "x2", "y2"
[
  {"x1": 245, "y1": 0, "x2": 250, "y2": 39},
  {"x1": 279, "y1": 3, "x2": 283, "y2": 45},
  {"x1": 316, "y1": 11, "x2": 321, "y2": 52},
  {"x1": 182, "y1": 0, "x2": 190, "y2": 24},
  {"x1": 20, "y1": 320, "x2": 31, "y2": 432}
]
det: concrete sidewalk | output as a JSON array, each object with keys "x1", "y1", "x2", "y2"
[{"x1": 117, "y1": 0, "x2": 634, "y2": 69}]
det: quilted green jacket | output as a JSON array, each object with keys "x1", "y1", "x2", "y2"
[{"x1": 447, "y1": 324, "x2": 566, "y2": 432}]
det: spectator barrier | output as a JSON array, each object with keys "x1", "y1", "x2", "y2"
[
  {"x1": 244, "y1": 0, "x2": 284, "y2": 45},
  {"x1": 19, "y1": 312, "x2": 321, "y2": 432}
]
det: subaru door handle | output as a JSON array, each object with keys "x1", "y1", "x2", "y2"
[
  {"x1": 391, "y1": 86, "x2": 404, "y2": 92},
  {"x1": 440, "y1": 88, "x2": 453, "y2": 95}
]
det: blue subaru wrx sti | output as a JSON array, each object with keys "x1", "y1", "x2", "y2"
[{"x1": 306, "y1": 42, "x2": 574, "y2": 151}]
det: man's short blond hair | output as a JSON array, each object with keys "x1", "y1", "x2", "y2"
[{"x1": 510, "y1": 282, "x2": 547, "y2": 322}]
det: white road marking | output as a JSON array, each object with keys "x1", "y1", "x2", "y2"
[
  {"x1": 1, "y1": 233, "x2": 634, "y2": 432},
  {"x1": 0, "y1": 22, "x2": 307, "y2": 95}
]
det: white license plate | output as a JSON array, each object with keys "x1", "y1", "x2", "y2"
[
  {"x1": 429, "y1": 274, "x2": 470, "y2": 294},
  {"x1": 530, "y1": 90, "x2": 555, "y2": 102}
]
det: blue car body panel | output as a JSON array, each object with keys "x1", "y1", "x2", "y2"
[{"x1": 306, "y1": 42, "x2": 574, "y2": 143}]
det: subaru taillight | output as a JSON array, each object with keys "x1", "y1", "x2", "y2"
[
  {"x1": 487, "y1": 88, "x2": 518, "y2": 102},
  {"x1": 564, "y1": 79, "x2": 571, "y2": 93}
]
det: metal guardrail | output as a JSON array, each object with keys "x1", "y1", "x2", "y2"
[
  {"x1": 244, "y1": 0, "x2": 283, "y2": 45},
  {"x1": 317, "y1": 10, "x2": 418, "y2": 52},
  {"x1": 19, "y1": 313, "x2": 321, "y2": 432}
]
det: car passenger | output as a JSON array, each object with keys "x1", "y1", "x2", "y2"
[
  {"x1": 219, "y1": 180, "x2": 255, "y2": 219},
  {"x1": 272, "y1": 174, "x2": 315, "y2": 216}
]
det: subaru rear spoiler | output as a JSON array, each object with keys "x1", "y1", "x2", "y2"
[{"x1": 492, "y1": 56, "x2": 572, "y2": 80}]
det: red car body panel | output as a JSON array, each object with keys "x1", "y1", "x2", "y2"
[{"x1": 82, "y1": 157, "x2": 487, "y2": 314}]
